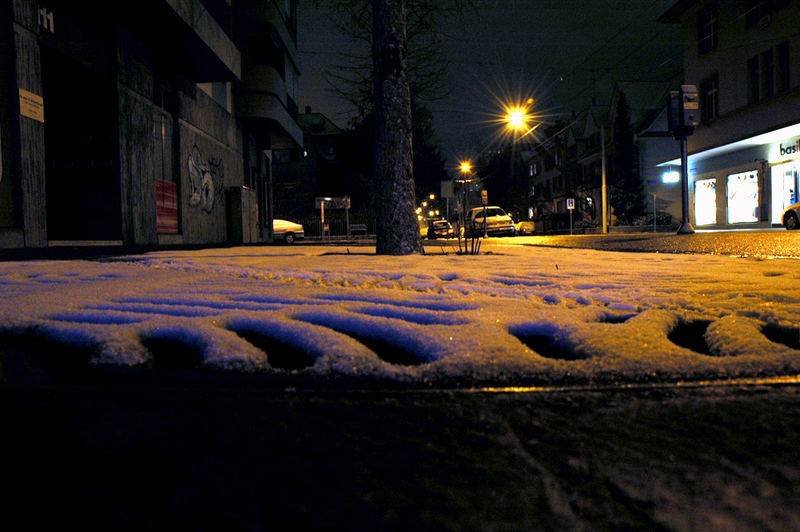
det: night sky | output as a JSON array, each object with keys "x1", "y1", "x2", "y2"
[{"x1": 298, "y1": 0, "x2": 681, "y2": 167}]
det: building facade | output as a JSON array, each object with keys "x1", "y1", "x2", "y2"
[
  {"x1": 272, "y1": 107, "x2": 344, "y2": 222},
  {"x1": 0, "y1": 0, "x2": 302, "y2": 250},
  {"x1": 660, "y1": 0, "x2": 800, "y2": 229}
]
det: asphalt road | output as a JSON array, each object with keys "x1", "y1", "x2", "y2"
[{"x1": 502, "y1": 228, "x2": 800, "y2": 258}]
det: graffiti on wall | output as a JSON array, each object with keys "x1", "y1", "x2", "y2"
[{"x1": 188, "y1": 145, "x2": 224, "y2": 213}]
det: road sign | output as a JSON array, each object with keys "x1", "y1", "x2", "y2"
[
  {"x1": 315, "y1": 196, "x2": 350, "y2": 209},
  {"x1": 481, "y1": 190, "x2": 488, "y2": 206},
  {"x1": 567, "y1": 198, "x2": 575, "y2": 210}
]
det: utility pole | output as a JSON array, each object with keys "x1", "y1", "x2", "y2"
[{"x1": 601, "y1": 125, "x2": 607, "y2": 234}]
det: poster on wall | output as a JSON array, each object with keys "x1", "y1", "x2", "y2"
[{"x1": 19, "y1": 89, "x2": 45, "y2": 123}]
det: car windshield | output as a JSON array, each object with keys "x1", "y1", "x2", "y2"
[{"x1": 480, "y1": 208, "x2": 506, "y2": 217}]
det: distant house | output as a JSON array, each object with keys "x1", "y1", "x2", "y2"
[
  {"x1": 527, "y1": 82, "x2": 680, "y2": 233},
  {"x1": 659, "y1": 0, "x2": 800, "y2": 228}
]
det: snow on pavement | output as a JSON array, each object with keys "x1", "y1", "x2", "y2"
[{"x1": 1, "y1": 242, "x2": 799, "y2": 385}]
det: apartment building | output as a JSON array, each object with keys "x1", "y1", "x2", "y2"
[
  {"x1": 659, "y1": 0, "x2": 800, "y2": 228},
  {"x1": 0, "y1": 0, "x2": 302, "y2": 249}
]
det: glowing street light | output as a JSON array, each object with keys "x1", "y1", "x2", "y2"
[
  {"x1": 504, "y1": 98, "x2": 535, "y2": 134},
  {"x1": 460, "y1": 161, "x2": 472, "y2": 174}
]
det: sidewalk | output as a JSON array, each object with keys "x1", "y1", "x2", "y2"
[
  {"x1": 3, "y1": 228, "x2": 797, "y2": 262},
  {"x1": 2, "y1": 231, "x2": 800, "y2": 529}
]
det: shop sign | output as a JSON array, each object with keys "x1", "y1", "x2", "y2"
[
  {"x1": 19, "y1": 89, "x2": 44, "y2": 123},
  {"x1": 772, "y1": 136, "x2": 800, "y2": 162},
  {"x1": 779, "y1": 137, "x2": 800, "y2": 157}
]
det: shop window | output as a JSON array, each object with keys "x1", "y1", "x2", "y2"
[
  {"x1": 727, "y1": 171, "x2": 759, "y2": 224},
  {"x1": 697, "y1": 4, "x2": 718, "y2": 55},
  {"x1": 771, "y1": 162, "x2": 798, "y2": 223},
  {"x1": 695, "y1": 178, "x2": 717, "y2": 225},
  {"x1": 700, "y1": 74, "x2": 719, "y2": 122}
]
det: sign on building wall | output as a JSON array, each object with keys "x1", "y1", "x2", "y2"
[{"x1": 19, "y1": 89, "x2": 44, "y2": 123}]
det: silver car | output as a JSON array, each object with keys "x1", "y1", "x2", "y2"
[{"x1": 782, "y1": 202, "x2": 800, "y2": 230}]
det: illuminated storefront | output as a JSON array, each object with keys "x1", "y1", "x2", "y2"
[
  {"x1": 664, "y1": 124, "x2": 800, "y2": 229},
  {"x1": 769, "y1": 136, "x2": 800, "y2": 224}
]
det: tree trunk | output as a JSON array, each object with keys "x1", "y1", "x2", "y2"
[{"x1": 372, "y1": 0, "x2": 421, "y2": 255}]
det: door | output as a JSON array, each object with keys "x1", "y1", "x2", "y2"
[{"x1": 42, "y1": 46, "x2": 120, "y2": 241}]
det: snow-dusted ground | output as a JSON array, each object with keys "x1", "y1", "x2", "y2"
[{"x1": 2, "y1": 241, "x2": 799, "y2": 385}]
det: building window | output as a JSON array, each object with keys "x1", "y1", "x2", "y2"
[
  {"x1": 700, "y1": 74, "x2": 719, "y2": 122},
  {"x1": 697, "y1": 4, "x2": 718, "y2": 55},
  {"x1": 748, "y1": 55, "x2": 760, "y2": 104},
  {"x1": 748, "y1": 43, "x2": 789, "y2": 104},
  {"x1": 745, "y1": 0, "x2": 791, "y2": 28},
  {"x1": 776, "y1": 41, "x2": 790, "y2": 94},
  {"x1": 761, "y1": 49, "x2": 774, "y2": 100}
]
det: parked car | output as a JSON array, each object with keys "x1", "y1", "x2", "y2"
[
  {"x1": 466, "y1": 206, "x2": 516, "y2": 237},
  {"x1": 273, "y1": 219, "x2": 305, "y2": 243},
  {"x1": 782, "y1": 202, "x2": 800, "y2": 230},
  {"x1": 514, "y1": 220, "x2": 535, "y2": 235},
  {"x1": 427, "y1": 218, "x2": 455, "y2": 239}
]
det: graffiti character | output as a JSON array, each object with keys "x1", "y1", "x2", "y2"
[{"x1": 188, "y1": 145, "x2": 224, "y2": 213}]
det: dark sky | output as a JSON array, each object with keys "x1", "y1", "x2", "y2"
[{"x1": 298, "y1": 1, "x2": 682, "y2": 168}]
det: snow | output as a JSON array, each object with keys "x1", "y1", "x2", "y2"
[{"x1": 1, "y1": 241, "x2": 800, "y2": 385}]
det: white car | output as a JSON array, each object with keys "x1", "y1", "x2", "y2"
[
  {"x1": 782, "y1": 202, "x2": 800, "y2": 230},
  {"x1": 466, "y1": 206, "x2": 516, "y2": 237},
  {"x1": 273, "y1": 219, "x2": 305, "y2": 243}
]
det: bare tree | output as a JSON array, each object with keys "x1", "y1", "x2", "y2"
[
  {"x1": 311, "y1": 0, "x2": 473, "y2": 254},
  {"x1": 313, "y1": 0, "x2": 472, "y2": 117},
  {"x1": 372, "y1": 0, "x2": 421, "y2": 254}
]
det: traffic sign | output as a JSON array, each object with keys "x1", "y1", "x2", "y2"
[{"x1": 567, "y1": 198, "x2": 575, "y2": 210}]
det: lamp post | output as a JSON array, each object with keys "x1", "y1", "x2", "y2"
[
  {"x1": 668, "y1": 86, "x2": 699, "y2": 235},
  {"x1": 457, "y1": 161, "x2": 473, "y2": 250}
]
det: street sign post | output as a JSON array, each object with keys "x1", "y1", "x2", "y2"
[
  {"x1": 567, "y1": 198, "x2": 575, "y2": 235},
  {"x1": 481, "y1": 190, "x2": 488, "y2": 237},
  {"x1": 668, "y1": 85, "x2": 699, "y2": 235}
]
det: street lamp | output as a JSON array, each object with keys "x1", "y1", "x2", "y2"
[{"x1": 503, "y1": 98, "x2": 538, "y2": 138}]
